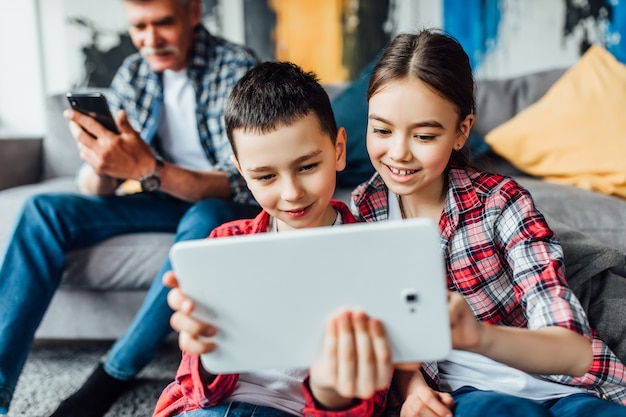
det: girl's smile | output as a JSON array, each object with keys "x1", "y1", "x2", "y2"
[{"x1": 367, "y1": 77, "x2": 465, "y2": 201}]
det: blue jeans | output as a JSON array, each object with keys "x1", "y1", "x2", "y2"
[
  {"x1": 178, "y1": 402, "x2": 295, "y2": 417},
  {"x1": 0, "y1": 192, "x2": 259, "y2": 413},
  {"x1": 452, "y1": 386, "x2": 626, "y2": 417}
]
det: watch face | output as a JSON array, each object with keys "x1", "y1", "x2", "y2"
[{"x1": 141, "y1": 176, "x2": 161, "y2": 192}]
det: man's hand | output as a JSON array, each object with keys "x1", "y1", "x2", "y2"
[{"x1": 65, "y1": 108, "x2": 156, "y2": 182}]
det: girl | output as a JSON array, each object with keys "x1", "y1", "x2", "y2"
[{"x1": 352, "y1": 29, "x2": 626, "y2": 416}]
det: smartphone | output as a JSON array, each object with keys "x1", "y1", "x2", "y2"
[{"x1": 66, "y1": 92, "x2": 120, "y2": 135}]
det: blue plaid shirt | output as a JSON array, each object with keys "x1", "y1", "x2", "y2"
[{"x1": 107, "y1": 26, "x2": 259, "y2": 204}]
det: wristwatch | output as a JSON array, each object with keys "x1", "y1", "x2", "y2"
[{"x1": 139, "y1": 156, "x2": 164, "y2": 192}]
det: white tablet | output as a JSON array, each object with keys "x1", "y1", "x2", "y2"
[{"x1": 170, "y1": 218, "x2": 451, "y2": 374}]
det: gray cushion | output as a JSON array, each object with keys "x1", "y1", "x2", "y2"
[
  {"x1": 0, "y1": 138, "x2": 42, "y2": 190},
  {"x1": 0, "y1": 176, "x2": 172, "y2": 292},
  {"x1": 64, "y1": 233, "x2": 172, "y2": 290},
  {"x1": 0, "y1": 177, "x2": 78, "y2": 249},
  {"x1": 473, "y1": 68, "x2": 567, "y2": 138},
  {"x1": 518, "y1": 177, "x2": 626, "y2": 254}
]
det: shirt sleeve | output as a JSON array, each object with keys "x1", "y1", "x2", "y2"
[
  {"x1": 494, "y1": 185, "x2": 591, "y2": 339},
  {"x1": 176, "y1": 353, "x2": 239, "y2": 408},
  {"x1": 300, "y1": 376, "x2": 388, "y2": 417}
]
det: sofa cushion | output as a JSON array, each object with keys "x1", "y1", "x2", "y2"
[
  {"x1": 485, "y1": 46, "x2": 626, "y2": 198},
  {"x1": 472, "y1": 68, "x2": 566, "y2": 139},
  {"x1": 0, "y1": 138, "x2": 43, "y2": 190},
  {"x1": 0, "y1": 177, "x2": 78, "y2": 248},
  {"x1": 469, "y1": 68, "x2": 567, "y2": 163},
  {"x1": 0, "y1": 176, "x2": 172, "y2": 291},
  {"x1": 64, "y1": 233, "x2": 172, "y2": 290}
]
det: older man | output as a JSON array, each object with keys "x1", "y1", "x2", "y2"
[{"x1": 0, "y1": 1, "x2": 259, "y2": 416}]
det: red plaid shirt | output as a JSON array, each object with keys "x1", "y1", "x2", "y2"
[
  {"x1": 153, "y1": 200, "x2": 390, "y2": 417},
  {"x1": 352, "y1": 168, "x2": 626, "y2": 404}
]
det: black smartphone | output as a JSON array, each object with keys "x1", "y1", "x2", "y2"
[{"x1": 66, "y1": 92, "x2": 120, "y2": 135}]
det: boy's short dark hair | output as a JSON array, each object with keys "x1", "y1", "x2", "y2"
[{"x1": 225, "y1": 61, "x2": 338, "y2": 156}]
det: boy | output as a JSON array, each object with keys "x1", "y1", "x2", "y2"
[{"x1": 153, "y1": 61, "x2": 399, "y2": 417}]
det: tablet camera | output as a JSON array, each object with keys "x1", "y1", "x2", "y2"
[{"x1": 401, "y1": 289, "x2": 419, "y2": 313}]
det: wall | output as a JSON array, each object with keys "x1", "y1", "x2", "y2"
[
  {"x1": 0, "y1": 0, "x2": 623, "y2": 136},
  {"x1": 0, "y1": 0, "x2": 244, "y2": 137},
  {"x1": 0, "y1": 0, "x2": 45, "y2": 136}
]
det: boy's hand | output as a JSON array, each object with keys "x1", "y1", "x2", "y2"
[
  {"x1": 309, "y1": 310, "x2": 393, "y2": 410},
  {"x1": 400, "y1": 386, "x2": 454, "y2": 417},
  {"x1": 163, "y1": 271, "x2": 217, "y2": 355}
]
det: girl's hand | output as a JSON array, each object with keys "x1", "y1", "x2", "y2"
[
  {"x1": 448, "y1": 291, "x2": 484, "y2": 351},
  {"x1": 394, "y1": 368, "x2": 453, "y2": 417},
  {"x1": 401, "y1": 386, "x2": 454, "y2": 417},
  {"x1": 309, "y1": 310, "x2": 393, "y2": 410},
  {"x1": 163, "y1": 270, "x2": 217, "y2": 355}
]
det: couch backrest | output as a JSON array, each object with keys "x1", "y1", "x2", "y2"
[
  {"x1": 43, "y1": 93, "x2": 83, "y2": 180},
  {"x1": 473, "y1": 68, "x2": 567, "y2": 139},
  {"x1": 41, "y1": 69, "x2": 569, "y2": 180}
]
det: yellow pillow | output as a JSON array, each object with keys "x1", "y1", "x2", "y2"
[{"x1": 485, "y1": 45, "x2": 626, "y2": 198}]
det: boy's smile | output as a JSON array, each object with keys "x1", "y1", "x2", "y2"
[{"x1": 232, "y1": 113, "x2": 346, "y2": 232}]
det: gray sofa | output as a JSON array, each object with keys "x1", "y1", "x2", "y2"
[{"x1": 1, "y1": 69, "x2": 625, "y2": 340}]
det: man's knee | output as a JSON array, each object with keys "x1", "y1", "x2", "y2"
[{"x1": 20, "y1": 193, "x2": 68, "y2": 222}]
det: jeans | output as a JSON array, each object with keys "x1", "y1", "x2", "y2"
[
  {"x1": 452, "y1": 386, "x2": 626, "y2": 417},
  {"x1": 0, "y1": 191, "x2": 259, "y2": 413},
  {"x1": 178, "y1": 402, "x2": 296, "y2": 417}
]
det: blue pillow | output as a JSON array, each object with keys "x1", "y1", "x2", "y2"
[
  {"x1": 468, "y1": 131, "x2": 490, "y2": 157},
  {"x1": 333, "y1": 60, "x2": 377, "y2": 188}
]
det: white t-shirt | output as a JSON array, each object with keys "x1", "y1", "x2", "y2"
[
  {"x1": 224, "y1": 209, "x2": 343, "y2": 415},
  {"x1": 157, "y1": 68, "x2": 212, "y2": 171},
  {"x1": 439, "y1": 350, "x2": 586, "y2": 401}
]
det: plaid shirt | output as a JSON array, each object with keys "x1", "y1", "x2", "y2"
[
  {"x1": 352, "y1": 167, "x2": 626, "y2": 405},
  {"x1": 153, "y1": 200, "x2": 390, "y2": 417},
  {"x1": 107, "y1": 26, "x2": 258, "y2": 204}
]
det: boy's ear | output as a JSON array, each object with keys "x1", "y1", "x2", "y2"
[
  {"x1": 335, "y1": 127, "x2": 347, "y2": 172},
  {"x1": 231, "y1": 154, "x2": 243, "y2": 176}
]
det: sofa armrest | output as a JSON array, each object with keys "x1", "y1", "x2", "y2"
[{"x1": 0, "y1": 137, "x2": 43, "y2": 191}]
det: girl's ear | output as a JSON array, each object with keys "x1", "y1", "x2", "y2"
[
  {"x1": 335, "y1": 127, "x2": 347, "y2": 172},
  {"x1": 457, "y1": 114, "x2": 475, "y2": 148},
  {"x1": 230, "y1": 154, "x2": 243, "y2": 176}
]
